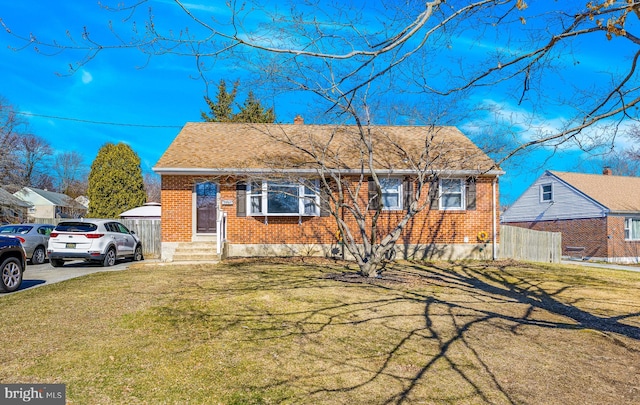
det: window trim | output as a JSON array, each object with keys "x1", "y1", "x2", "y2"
[
  {"x1": 247, "y1": 180, "x2": 320, "y2": 216},
  {"x1": 540, "y1": 183, "x2": 553, "y2": 203},
  {"x1": 624, "y1": 217, "x2": 640, "y2": 241},
  {"x1": 380, "y1": 178, "x2": 403, "y2": 211},
  {"x1": 439, "y1": 178, "x2": 465, "y2": 211}
]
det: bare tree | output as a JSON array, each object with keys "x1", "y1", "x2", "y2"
[
  {"x1": 254, "y1": 118, "x2": 496, "y2": 277},
  {"x1": 4, "y1": 1, "x2": 639, "y2": 274},
  {"x1": 3, "y1": 1, "x2": 637, "y2": 158},
  {"x1": 577, "y1": 124, "x2": 640, "y2": 176},
  {"x1": 0, "y1": 97, "x2": 25, "y2": 185},
  {"x1": 65, "y1": 179, "x2": 89, "y2": 199},
  {"x1": 52, "y1": 151, "x2": 87, "y2": 195},
  {"x1": 16, "y1": 134, "x2": 53, "y2": 187},
  {"x1": 144, "y1": 172, "x2": 161, "y2": 203},
  {"x1": 622, "y1": 124, "x2": 640, "y2": 162},
  {"x1": 33, "y1": 173, "x2": 56, "y2": 191}
]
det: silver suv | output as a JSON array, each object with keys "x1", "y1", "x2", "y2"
[
  {"x1": 47, "y1": 219, "x2": 143, "y2": 267},
  {"x1": 0, "y1": 223, "x2": 55, "y2": 265}
]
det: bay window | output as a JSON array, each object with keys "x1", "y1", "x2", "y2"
[{"x1": 248, "y1": 180, "x2": 320, "y2": 216}]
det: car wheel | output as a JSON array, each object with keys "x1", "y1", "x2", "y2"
[
  {"x1": 132, "y1": 245, "x2": 143, "y2": 262},
  {"x1": 50, "y1": 259, "x2": 64, "y2": 268},
  {"x1": 102, "y1": 248, "x2": 116, "y2": 267},
  {"x1": 30, "y1": 246, "x2": 46, "y2": 265},
  {"x1": 0, "y1": 257, "x2": 23, "y2": 293}
]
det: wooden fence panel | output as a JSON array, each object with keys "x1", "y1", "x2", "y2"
[
  {"x1": 120, "y1": 219, "x2": 161, "y2": 259},
  {"x1": 499, "y1": 225, "x2": 561, "y2": 263}
]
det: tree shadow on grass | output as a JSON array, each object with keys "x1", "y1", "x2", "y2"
[
  {"x1": 155, "y1": 259, "x2": 640, "y2": 404},
  {"x1": 314, "y1": 261, "x2": 639, "y2": 404},
  {"x1": 378, "y1": 261, "x2": 640, "y2": 404},
  {"x1": 431, "y1": 261, "x2": 640, "y2": 340}
]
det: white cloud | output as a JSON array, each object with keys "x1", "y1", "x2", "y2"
[
  {"x1": 462, "y1": 98, "x2": 637, "y2": 155},
  {"x1": 180, "y1": 2, "x2": 224, "y2": 13},
  {"x1": 81, "y1": 70, "x2": 93, "y2": 84}
]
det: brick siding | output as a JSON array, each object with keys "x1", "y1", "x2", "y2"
[
  {"x1": 161, "y1": 175, "x2": 498, "y2": 246},
  {"x1": 606, "y1": 216, "x2": 640, "y2": 260},
  {"x1": 507, "y1": 216, "x2": 640, "y2": 260}
]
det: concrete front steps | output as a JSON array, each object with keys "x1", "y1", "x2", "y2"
[{"x1": 171, "y1": 242, "x2": 220, "y2": 263}]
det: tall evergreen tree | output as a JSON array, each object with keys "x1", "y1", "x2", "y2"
[
  {"x1": 201, "y1": 80, "x2": 275, "y2": 123},
  {"x1": 87, "y1": 143, "x2": 146, "y2": 218},
  {"x1": 201, "y1": 80, "x2": 238, "y2": 122},
  {"x1": 233, "y1": 91, "x2": 276, "y2": 123}
]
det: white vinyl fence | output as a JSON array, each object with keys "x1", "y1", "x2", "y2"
[
  {"x1": 499, "y1": 225, "x2": 561, "y2": 263},
  {"x1": 33, "y1": 217, "x2": 161, "y2": 259}
]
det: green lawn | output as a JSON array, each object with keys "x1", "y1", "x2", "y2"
[{"x1": 1, "y1": 258, "x2": 639, "y2": 404}]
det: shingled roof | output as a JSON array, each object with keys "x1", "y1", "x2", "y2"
[
  {"x1": 550, "y1": 171, "x2": 640, "y2": 213},
  {"x1": 0, "y1": 188, "x2": 32, "y2": 208},
  {"x1": 154, "y1": 122, "x2": 499, "y2": 175},
  {"x1": 15, "y1": 187, "x2": 87, "y2": 210}
]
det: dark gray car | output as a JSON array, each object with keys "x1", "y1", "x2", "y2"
[
  {"x1": 0, "y1": 224, "x2": 56, "y2": 265},
  {"x1": 0, "y1": 235, "x2": 26, "y2": 292}
]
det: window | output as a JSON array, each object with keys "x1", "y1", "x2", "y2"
[
  {"x1": 115, "y1": 222, "x2": 132, "y2": 234},
  {"x1": 440, "y1": 179, "x2": 465, "y2": 210},
  {"x1": 267, "y1": 182, "x2": 299, "y2": 214},
  {"x1": 248, "y1": 180, "x2": 320, "y2": 216},
  {"x1": 38, "y1": 226, "x2": 54, "y2": 235},
  {"x1": 55, "y1": 222, "x2": 98, "y2": 232},
  {"x1": 249, "y1": 181, "x2": 263, "y2": 214},
  {"x1": 381, "y1": 178, "x2": 402, "y2": 210},
  {"x1": 302, "y1": 184, "x2": 319, "y2": 215},
  {"x1": 540, "y1": 183, "x2": 553, "y2": 202},
  {"x1": 625, "y1": 218, "x2": 640, "y2": 240}
]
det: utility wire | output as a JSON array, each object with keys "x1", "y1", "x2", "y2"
[{"x1": 16, "y1": 111, "x2": 183, "y2": 129}]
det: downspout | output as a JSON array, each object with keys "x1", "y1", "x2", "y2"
[{"x1": 492, "y1": 176, "x2": 499, "y2": 260}]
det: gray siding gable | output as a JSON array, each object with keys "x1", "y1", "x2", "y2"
[{"x1": 502, "y1": 171, "x2": 608, "y2": 222}]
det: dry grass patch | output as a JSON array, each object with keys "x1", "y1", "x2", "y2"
[{"x1": 0, "y1": 258, "x2": 639, "y2": 404}]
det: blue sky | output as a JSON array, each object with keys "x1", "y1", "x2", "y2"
[
  {"x1": 1, "y1": 2, "x2": 204, "y2": 174},
  {"x1": 1, "y1": 1, "x2": 636, "y2": 205}
]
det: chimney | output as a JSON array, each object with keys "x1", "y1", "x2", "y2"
[
  {"x1": 603, "y1": 166, "x2": 612, "y2": 176},
  {"x1": 294, "y1": 115, "x2": 304, "y2": 125}
]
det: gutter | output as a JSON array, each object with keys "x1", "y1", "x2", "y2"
[{"x1": 152, "y1": 167, "x2": 506, "y2": 177}]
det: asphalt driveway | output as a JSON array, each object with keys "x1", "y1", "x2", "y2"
[{"x1": 8, "y1": 260, "x2": 133, "y2": 293}]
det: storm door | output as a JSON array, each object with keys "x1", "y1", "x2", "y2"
[{"x1": 196, "y1": 182, "x2": 218, "y2": 233}]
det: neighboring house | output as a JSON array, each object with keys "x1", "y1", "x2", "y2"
[
  {"x1": 75, "y1": 195, "x2": 90, "y2": 210},
  {"x1": 120, "y1": 202, "x2": 161, "y2": 220},
  {"x1": 13, "y1": 187, "x2": 88, "y2": 220},
  {"x1": 152, "y1": 121, "x2": 503, "y2": 262},
  {"x1": 501, "y1": 168, "x2": 640, "y2": 263},
  {"x1": 0, "y1": 188, "x2": 32, "y2": 223}
]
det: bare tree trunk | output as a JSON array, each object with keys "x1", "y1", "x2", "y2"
[{"x1": 359, "y1": 259, "x2": 381, "y2": 278}]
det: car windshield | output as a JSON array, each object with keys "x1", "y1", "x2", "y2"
[
  {"x1": 55, "y1": 222, "x2": 98, "y2": 232},
  {"x1": 0, "y1": 225, "x2": 33, "y2": 234}
]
